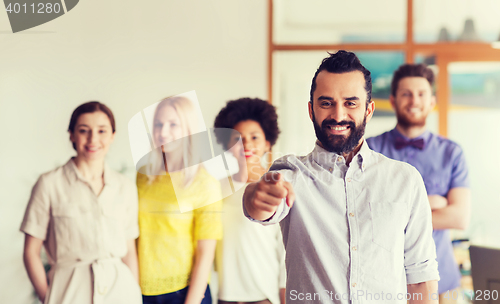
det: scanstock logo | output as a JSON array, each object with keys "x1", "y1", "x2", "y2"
[
  {"x1": 128, "y1": 91, "x2": 246, "y2": 213},
  {"x1": 4, "y1": 0, "x2": 79, "y2": 33}
]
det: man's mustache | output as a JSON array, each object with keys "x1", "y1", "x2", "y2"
[{"x1": 321, "y1": 119, "x2": 355, "y2": 129}]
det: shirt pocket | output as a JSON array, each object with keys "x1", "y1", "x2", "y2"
[
  {"x1": 370, "y1": 201, "x2": 408, "y2": 252},
  {"x1": 52, "y1": 204, "x2": 82, "y2": 257}
]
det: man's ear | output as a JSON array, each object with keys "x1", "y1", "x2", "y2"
[
  {"x1": 365, "y1": 100, "x2": 375, "y2": 123},
  {"x1": 69, "y1": 131, "x2": 74, "y2": 143},
  {"x1": 430, "y1": 95, "x2": 437, "y2": 109},
  {"x1": 308, "y1": 101, "x2": 313, "y2": 122},
  {"x1": 389, "y1": 95, "x2": 396, "y2": 110}
]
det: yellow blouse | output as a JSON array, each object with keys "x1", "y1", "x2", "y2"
[{"x1": 136, "y1": 167, "x2": 223, "y2": 295}]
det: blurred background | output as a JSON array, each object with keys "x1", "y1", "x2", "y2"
[{"x1": 2, "y1": 0, "x2": 500, "y2": 303}]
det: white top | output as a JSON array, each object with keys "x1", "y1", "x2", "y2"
[
  {"x1": 21, "y1": 159, "x2": 142, "y2": 304},
  {"x1": 216, "y1": 180, "x2": 286, "y2": 304}
]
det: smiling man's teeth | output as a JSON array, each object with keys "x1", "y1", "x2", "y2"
[{"x1": 328, "y1": 126, "x2": 348, "y2": 131}]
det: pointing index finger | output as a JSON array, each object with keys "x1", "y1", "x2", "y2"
[{"x1": 262, "y1": 171, "x2": 282, "y2": 184}]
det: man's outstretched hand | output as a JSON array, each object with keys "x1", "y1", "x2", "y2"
[{"x1": 243, "y1": 171, "x2": 295, "y2": 221}]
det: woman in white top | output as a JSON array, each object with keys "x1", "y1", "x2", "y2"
[
  {"x1": 213, "y1": 98, "x2": 285, "y2": 304},
  {"x1": 21, "y1": 101, "x2": 142, "y2": 304}
]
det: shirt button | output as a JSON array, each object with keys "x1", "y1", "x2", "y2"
[
  {"x1": 337, "y1": 157, "x2": 342, "y2": 162},
  {"x1": 329, "y1": 167, "x2": 333, "y2": 172},
  {"x1": 352, "y1": 283, "x2": 357, "y2": 288},
  {"x1": 99, "y1": 286, "x2": 108, "y2": 295},
  {"x1": 352, "y1": 246, "x2": 357, "y2": 251},
  {"x1": 349, "y1": 212, "x2": 354, "y2": 217},
  {"x1": 346, "y1": 178, "x2": 351, "y2": 182}
]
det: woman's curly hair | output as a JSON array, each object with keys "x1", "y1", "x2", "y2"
[{"x1": 213, "y1": 97, "x2": 280, "y2": 149}]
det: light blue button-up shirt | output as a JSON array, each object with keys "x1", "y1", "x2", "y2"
[{"x1": 244, "y1": 140, "x2": 439, "y2": 304}]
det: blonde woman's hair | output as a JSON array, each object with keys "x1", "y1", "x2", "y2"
[{"x1": 146, "y1": 96, "x2": 202, "y2": 187}]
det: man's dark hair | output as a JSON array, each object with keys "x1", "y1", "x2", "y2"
[
  {"x1": 310, "y1": 50, "x2": 372, "y2": 108},
  {"x1": 391, "y1": 63, "x2": 435, "y2": 96},
  {"x1": 213, "y1": 97, "x2": 280, "y2": 149}
]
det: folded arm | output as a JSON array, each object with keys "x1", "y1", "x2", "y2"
[{"x1": 431, "y1": 187, "x2": 470, "y2": 230}]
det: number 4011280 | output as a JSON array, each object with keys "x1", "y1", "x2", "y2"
[
  {"x1": 443, "y1": 289, "x2": 499, "y2": 301},
  {"x1": 5, "y1": 3, "x2": 62, "y2": 14}
]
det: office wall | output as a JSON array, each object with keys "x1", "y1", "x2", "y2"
[{"x1": 0, "y1": 1, "x2": 267, "y2": 303}]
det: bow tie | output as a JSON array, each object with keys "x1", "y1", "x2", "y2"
[{"x1": 394, "y1": 137, "x2": 425, "y2": 150}]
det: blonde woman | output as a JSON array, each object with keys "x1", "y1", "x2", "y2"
[
  {"x1": 137, "y1": 96, "x2": 222, "y2": 304},
  {"x1": 21, "y1": 101, "x2": 142, "y2": 304}
]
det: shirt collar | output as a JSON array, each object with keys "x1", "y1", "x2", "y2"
[
  {"x1": 390, "y1": 128, "x2": 432, "y2": 145},
  {"x1": 311, "y1": 139, "x2": 370, "y2": 172},
  {"x1": 63, "y1": 158, "x2": 115, "y2": 186}
]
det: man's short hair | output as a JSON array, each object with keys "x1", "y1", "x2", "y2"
[
  {"x1": 391, "y1": 63, "x2": 435, "y2": 96},
  {"x1": 309, "y1": 50, "x2": 372, "y2": 108}
]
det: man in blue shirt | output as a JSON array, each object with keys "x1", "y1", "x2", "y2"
[{"x1": 367, "y1": 63, "x2": 471, "y2": 304}]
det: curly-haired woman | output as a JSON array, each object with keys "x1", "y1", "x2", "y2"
[{"x1": 214, "y1": 98, "x2": 285, "y2": 304}]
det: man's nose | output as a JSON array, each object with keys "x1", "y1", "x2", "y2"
[
  {"x1": 408, "y1": 93, "x2": 417, "y2": 105},
  {"x1": 330, "y1": 105, "x2": 347, "y2": 122}
]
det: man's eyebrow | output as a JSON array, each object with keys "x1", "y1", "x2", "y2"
[
  {"x1": 317, "y1": 96, "x2": 334, "y2": 101},
  {"x1": 345, "y1": 96, "x2": 360, "y2": 101}
]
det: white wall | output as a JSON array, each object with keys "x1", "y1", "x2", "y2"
[{"x1": 0, "y1": 1, "x2": 267, "y2": 303}]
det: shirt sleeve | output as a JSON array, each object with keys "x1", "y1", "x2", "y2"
[
  {"x1": 124, "y1": 179, "x2": 140, "y2": 240},
  {"x1": 20, "y1": 175, "x2": 51, "y2": 240},
  {"x1": 449, "y1": 145, "x2": 469, "y2": 189},
  {"x1": 243, "y1": 197, "x2": 289, "y2": 226},
  {"x1": 404, "y1": 168, "x2": 440, "y2": 284},
  {"x1": 193, "y1": 177, "x2": 223, "y2": 241},
  {"x1": 276, "y1": 228, "x2": 287, "y2": 289}
]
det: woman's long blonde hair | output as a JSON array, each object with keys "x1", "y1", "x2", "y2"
[{"x1": 145, "y1": 96, "x2": 202, "y2": 187}]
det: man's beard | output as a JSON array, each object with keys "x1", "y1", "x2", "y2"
[
  {"x1": 395, "y1": 111, "x2": 426, "y2": 129},
  {"x1": 312, "y1": 110, "x2": 367, "y2": 154}
]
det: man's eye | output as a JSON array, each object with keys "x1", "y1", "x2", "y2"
[
  {"x1": 99, "y1": 130, "x2": 107, "y2": 134},
  {"x1": 346, "y1": 102, "x2": 356, "y2": 107},
  {"x1": 321, "y1": 101, "x2": 332, "y2": 107},
  {"x1": 78, "y1": 129, "x2": 87, "y2": 133}
]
